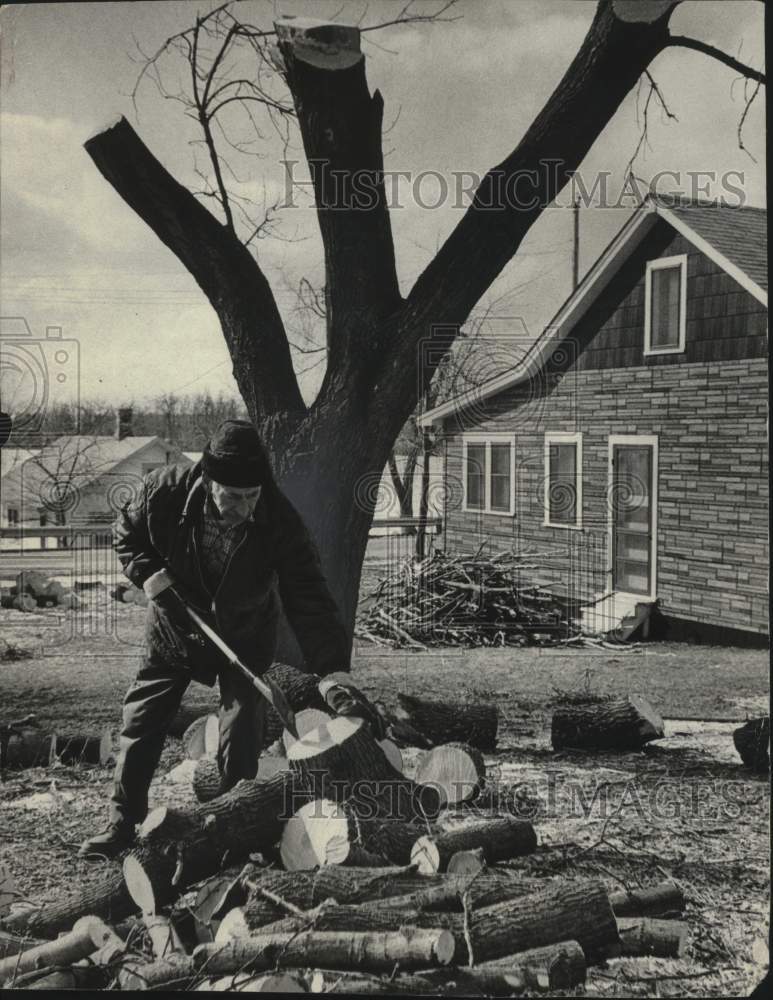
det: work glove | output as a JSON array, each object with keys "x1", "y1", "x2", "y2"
[
  {"x1": 144, "y1": 570, "x2": 203, "y2": 640},
  {"x1": 319, "y1": 675, "x2": 388, "y2": 741}
]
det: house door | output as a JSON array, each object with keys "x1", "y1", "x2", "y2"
[{"x1": 611, "y1": 442, "x2": 655, "y2": 597}]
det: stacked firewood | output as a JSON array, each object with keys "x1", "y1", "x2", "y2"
[
  {"x1": 356, "y1": 548, "x2": 578, "y2": 649},
  {"x1": 0, "y1": 570, "x2": 83, "y2": 611},
  {"x1": 0, "y1": 668, "x2": 693, "y2": 992}
]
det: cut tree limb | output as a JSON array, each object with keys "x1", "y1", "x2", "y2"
[
  {"x1": 0, "y1": 916, "x2": 122, "y2": 983},
  {"x1": 395, "y1": 694, "x2": 498, "y2": 750},
  {"x1": 411, "y1": 817, "x2": 537, "y2": 874},
  {"x1": 193, "y1": 927, "x2": 455, "y2": 974},
  {"x1": 551, "y1": 695, "x2": 664, "y2": 751},
  {"x1": 612, "y1": 917, "x2": 688, "y2": 958},
  {"x1": 608, "y1": 880, "x2": 685, "y2": 917}
]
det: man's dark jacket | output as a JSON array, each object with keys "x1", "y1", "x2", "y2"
[{"x1": 113, "y1": 462, "x2": 349, "y2": 685}]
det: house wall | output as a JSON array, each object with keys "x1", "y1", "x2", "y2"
[{"x1": 440, "y1": 221, "x2": 768, "y2": 634}]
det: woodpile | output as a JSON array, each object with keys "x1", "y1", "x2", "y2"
[
  {"x1": 356, "y1": 548, "x2": 576, "y2": 648},
  {"x1": 0, "y1": 663, "x2": 692, "y2": 992},
  {"x1": 551, "y1": 695, "x2": 665, "y2": 751},
  {"x1": 11, "y1": 570, "x2": 82, "y2": 609}
]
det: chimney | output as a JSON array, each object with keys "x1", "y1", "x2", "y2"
[{"x1": 116, "y1": 407, "x2": 133, "y2": 441}]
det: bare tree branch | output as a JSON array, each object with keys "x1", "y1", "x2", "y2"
[{"x1": 667, "y1": 34, "x2": 766, "y2": 85}]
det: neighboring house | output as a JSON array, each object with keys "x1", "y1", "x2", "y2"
[
  {"x1": 1, "y1": 417, "x2": 191, "y2": 530},
  {"x1": 418, "y1": 194, "x2": 768, "y2": 637}
]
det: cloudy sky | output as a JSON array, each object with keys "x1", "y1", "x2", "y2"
[{"x1": 0, "y1": 0, "x2": 765, "y2": 412}]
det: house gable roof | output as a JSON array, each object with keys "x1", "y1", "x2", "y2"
[{"x1": 418, "y1": 194, "x2": 767, "y2": 427}]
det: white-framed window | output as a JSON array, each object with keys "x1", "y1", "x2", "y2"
[
  {"x1": 644, "y1": 253, "x2": 687, "y2": 356},
  {"x1": 543, "y1": 432, "x2": 582, "y2": 529},
  {"x1": 462, "y1": 434, "x2": 515, "y2": 517},
  {"x1": 7, "y1": 507, "x2": 19, "y2": 526}
]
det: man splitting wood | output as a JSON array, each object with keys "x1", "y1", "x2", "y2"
[{"x1": 80, "y1": 419, "x2": 383, "y2": 858}]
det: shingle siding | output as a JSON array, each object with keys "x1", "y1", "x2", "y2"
[{"x1": 440, "y1": 226, "x2": 768, "y2": 635}]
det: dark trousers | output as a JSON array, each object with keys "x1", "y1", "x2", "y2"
[{"x1": 110, "y1": 647, "x2": 267, "y2": 826}]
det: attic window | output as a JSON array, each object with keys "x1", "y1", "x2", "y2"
[{"x1": 644, "y1": 254, "x2": 687, "y2": 356}]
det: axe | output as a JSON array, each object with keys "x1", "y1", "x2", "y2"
[{"x1": 176, "y1": 597, "x2": 298, "y2": 739}]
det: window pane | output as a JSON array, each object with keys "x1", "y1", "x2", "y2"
[
  {"x1": 548, "y1": 443, "x2": 577, "y2": 524},
  {"x1": 490, "y1": 474, "x2": 510, "y2": 512},
  {"x1": 650, "y1": 265, "x2": 681, "y2": 348},
  {"x1": 490, "y1": 443, "x2": 510, "y2": 476},
  {"x1": 466, "y1": 444, "x2": 485, "y2": 509}
]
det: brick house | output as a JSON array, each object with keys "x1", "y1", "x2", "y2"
[{"x1": 418, "y1": 195, "x2": 768, "y2": 637}]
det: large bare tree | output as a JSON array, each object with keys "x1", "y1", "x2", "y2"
[{"x1": 84, "y1": 0, "x2": 765, "y2": 668}]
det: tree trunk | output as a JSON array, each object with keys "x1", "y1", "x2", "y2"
[
  {"x1": 415, "y1": 742, "x2": 486, "y2": 806},
  {"x1": 411, "y1": 817, "x2": 537, "y2": 874},
  {"x1": 0, "y1": 728, "x2": 55, "y2": 769},
  {"x1": 733, "y1": 716, "x2": 769, "y2": 772},
  {"x1": 192, "y1": 928, "x2": 455, "y2": 975},
  {"x1": 395, "y1": 694, "x2": 498, "y2": 750},
  {"x1": 415, "y1": 424, "x2": 433, "y2": 559},
  {"x1": 551, "y1": 695, "x2": 664, "y2": 751}
]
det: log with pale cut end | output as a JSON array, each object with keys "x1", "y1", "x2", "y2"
[
  {"x1": 613, "y1": 917, "x2": 688, "y2": 958},
  {"x1": 193, "y1": 927, "x2": 455, "y2": 975},
  {"x1": 280, "y1": 798, "x2": 423, "y2": 870},
  {"x1": 168, "y1": 703, "x2": 218, "y2": 740},
  {"x1": 415, "y1": 742, "x2": 486, "y2": 806},
  {"x1": 609, "y1": 880, "x2": 685, "y2": 917},
  {"x1": 0, "y1": 915, "x2": 122, "y2": 982},
  {"x1": 283, "y1": 709, "x2": 334, "y2": 753},
  {"x1": 54, "y1": 729, "x2": 113, "y2": 766},
  {"x1": 395, "y1": 693, "x2": 498, "y2": 750},
  {"x1": 182, "y1": 714, "x2": 219, "y2": 760},
  {"x1": 413, "y1": 880, "x2": 618, "y2": 964},
  {"x1": 733, "y1": 717, "x2": 769, "y2": 772},
  {"x1": 262, "y1": 663, "x2": 328, "y2": 747},
  {"x1": 286, "y1": 715, "x2": 441, "y2": 822},
  {"x1": 411, "y1": 816, "x2": 537, "y2": 874},
  {"x1": 551, "y1": 695, "x2": 664, "y2": 751},
  {"x1": 472, "y1": 940, "x2": 586, "y2": 991},
  {"x1": 4, "y1": 772, "x2": 299, "y2": 940}
]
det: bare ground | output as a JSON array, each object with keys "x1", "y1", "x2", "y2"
[{"x1": 0, "y1": 599, "x2": 769, "y2": 996}]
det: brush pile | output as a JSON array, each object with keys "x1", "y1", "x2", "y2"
[{"x1": 356, "y1": 548, "x2": 578, "y2": 649}]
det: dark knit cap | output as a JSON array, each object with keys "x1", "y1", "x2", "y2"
[{"x1": 202, "y1": 419, "x2": 272, "y2": 488}]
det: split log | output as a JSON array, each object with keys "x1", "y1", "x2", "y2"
[
  {"x1": 377, "y1": 738, "x2": 404, "y2": 773},
  {"x1": 446, "y1": 847, "x2": 486, "y2": 875},
  {"x1": 551, "y1": 695, "x2": 664, "y2": 751},
  {"x1": 182, "y1": 715, "x2": 219, "y2": 761},
  {"x1": 411, "y1": 816, "x2": 537, "y2": 873},
  {"x1": 192, "y1": 927, "x2": 455, "y2": 974},
  {"x1": 609, "y1": 880, "x2": 685, "y2": 917},
  {"x1": 614, "y1": 917, "x2": 688, "y2": 958},
  {"x1": 280, "y1": 798, "x2": 423, "y2": 870},
  {"x1": 395, "y1": 693, "x2": 498, "y2": 750},
  {"x1": 283, "y1": 709, "x2": 335, "y2": 752},
  {"x1": 53, "y1": 729, "x2": 113, "y2": 766},
  {"x1": 0, "y1": 915, "x2": 122, "y2": 982},
  {"x1": 241, "y1": 868, "x2": 552, "y2": 929},
  {"x1": 262, "y1": 663, "x2": 329, "y2": 747},
  {"x1": 286, "y1": 715, "x2": 441, "y2": 823},
  {"x1": 415, "y1": 742, "x2": 486, "y2": 806},
  {"x1": 733, "y1": 716, "x2": 770, "y2": 772}
]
